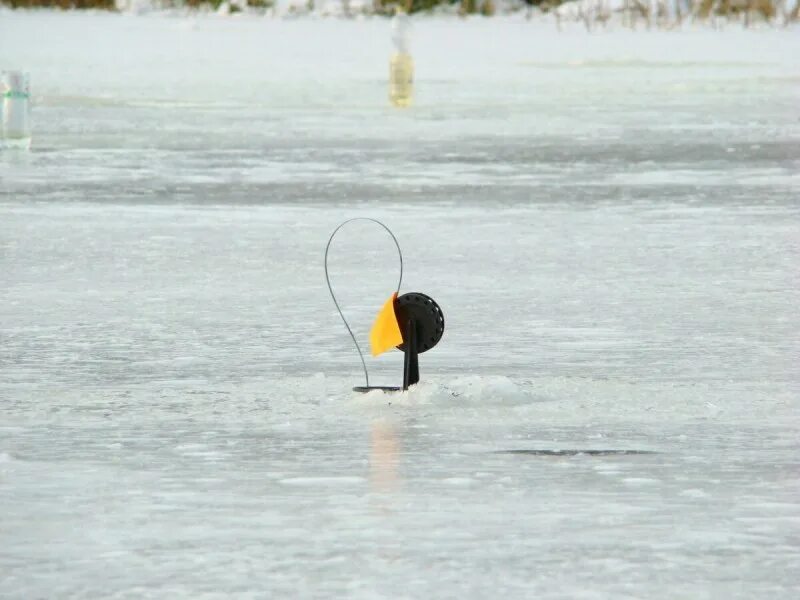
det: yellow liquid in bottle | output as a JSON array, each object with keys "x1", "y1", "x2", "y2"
[{"x1": 389, "y1": 52, "x2": 413, "y2": 108}]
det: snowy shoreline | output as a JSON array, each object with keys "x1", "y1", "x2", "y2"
[{"x1": 2, "y1": 1, "x2": 798, "y2": 30}]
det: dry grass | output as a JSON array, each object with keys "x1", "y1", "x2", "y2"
[
  {"x1": 3, "y1": 0, "x2": 115, "y2": 7},
  {"x1": 0, "y1": 0, "x2": 796, "y2": 22}
]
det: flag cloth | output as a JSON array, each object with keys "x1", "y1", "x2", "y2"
[{"x1": 369, "y1": 292, "x2": 403, "y2": 356}]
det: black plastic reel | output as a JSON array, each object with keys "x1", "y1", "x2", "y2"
[
  {"x1": 353, "y1": 292, "x2": 445, "y2": 393},
  {"x1": 395, "y1": 292, "x2": 445, "y2": 354}
]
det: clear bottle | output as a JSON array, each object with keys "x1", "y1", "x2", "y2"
[
  {"x1": 389, "y1": 10, "x2": 413, "y2": 108},
  {"x1": 2, "y1": 71, "x2": 32, "y2": 150}
]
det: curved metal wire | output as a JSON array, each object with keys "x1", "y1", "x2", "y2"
[{"x1": 324, "y1": 218, "x2": 404, "y2": 388}]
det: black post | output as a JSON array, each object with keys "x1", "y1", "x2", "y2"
[{"x1": 402, "y1": 316, "x2": 419, "y2": 390}]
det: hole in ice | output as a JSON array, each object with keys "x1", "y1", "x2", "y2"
[{"x1": 495, "y1": 449, "x2": 657, "y2": 457}]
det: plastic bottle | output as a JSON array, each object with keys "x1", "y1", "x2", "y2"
[
  {"x1": 1, "y1": 71, "x2": 31, "y2": 150},
  {"x1": 389, "y1": 10, "x2": 413, "y2": 108}
]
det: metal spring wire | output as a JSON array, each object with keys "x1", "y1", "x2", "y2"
[{"x1": 324, "y1": 218, "x2": 403, "y2": 388}]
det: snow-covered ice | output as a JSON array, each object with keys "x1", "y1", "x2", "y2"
[{"x1": 1, "y1": 11, "x2": 799, "y2": 599}]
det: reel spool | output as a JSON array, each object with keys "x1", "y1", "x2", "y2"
[{"x1": 324, "y1": 219, "x2": 445, "y2": 393}]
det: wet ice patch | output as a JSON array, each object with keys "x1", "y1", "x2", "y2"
[{"x1": 496, "y1": 449, "x2": 656, "y2": 457}]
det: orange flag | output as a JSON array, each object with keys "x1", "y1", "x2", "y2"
[{"x1": 369, "y1": 292, "x2": 403, "y2": 356}]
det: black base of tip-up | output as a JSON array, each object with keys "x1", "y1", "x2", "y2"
[{"x1": 352, "y1": 386, "x2": 403, "y2": 393}]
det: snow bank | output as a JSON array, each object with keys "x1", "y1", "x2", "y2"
[{"x1": 554, "y1": 0, "x2": 799, "y2": 27}]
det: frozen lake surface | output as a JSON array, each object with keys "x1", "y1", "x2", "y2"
[{"x1": 1, "y1": 11, "x2": 799, "y2": 599}]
